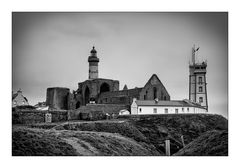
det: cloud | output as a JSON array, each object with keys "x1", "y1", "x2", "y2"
[{"x1": 12, "y1": 12, "x2": 228, "y2": 117}]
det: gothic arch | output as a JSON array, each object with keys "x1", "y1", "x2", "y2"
[
  {"x1": 153, "y1": 87, "x2": 157, "y2": 99},
  {"x1": 84, "y1": 86, "x2": 90, "y2": 105},
  {"x1": 76, "y1": 101, "x2": 80, "y2": 109}
]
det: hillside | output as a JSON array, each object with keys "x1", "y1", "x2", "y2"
[
  {"x1": 121, "y1": 114, "x2": 228, "y2": 154},
  {"x1": 12, "y1": 114, "x2": 228, "y2": 156},
  {"x1": 174, "y1": 130, "x2": 228, "y2": 156},
  {"x1": 12, "y1": 126, "x2": 160, "y2": 156}
]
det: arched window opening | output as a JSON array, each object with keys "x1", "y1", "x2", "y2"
[
  {"x1": 100, "y1": 83, "x2": 110, "y2": 94},
  {"x1": 153, "y1": 87, "x2": 157, "y2": 99},
  {"x1": 84, "y1": 87, "x2": 90, "y2": 105},
  {"x1": 76, "y1": 101, "x2": 80, "y2": 109}
]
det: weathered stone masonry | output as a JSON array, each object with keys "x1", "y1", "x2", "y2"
[
  {"x1": 45, "y1": 47, "x2": 171, "y2": 113},
  {"x1": 46, "y1": 87, "x2": 70, "y2": 110}
]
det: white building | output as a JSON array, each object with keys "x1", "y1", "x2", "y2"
[
  {"x1": 119, "y1": 109, "x2": 130, "y2": 115},
  {"x1": 12, "y1": 89, "x2": 29, "y2": 107},
  {"x1": 131, "y1": 98, "x2": 207, "y2": 115}
]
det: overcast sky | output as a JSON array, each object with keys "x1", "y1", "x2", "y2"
[{"x1": 12, "y1": 12, "x2": 228, "y2": 118}]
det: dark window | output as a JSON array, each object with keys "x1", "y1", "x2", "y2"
[
  {"x1": 139, "y1": 108, "x2": 142, "y2": 112},
  {"x1": 199, "y1": 86, "x2": 203, "y2": 92},
  {"x1": 164, "y1": 108, "x2": 168, "y2": 114},
  {"x1": 175, "y1": 109, "x2": 178, "y2": 114},
  {"x1": 187, "y1": 108, "x2": 189, "y2": 112},
  {"x1": 76, "y1": 101, "x2": 80, "y2": 109},
  {"x1": 153, "y1": 87, "x2": 157, "y2": 99},
  {"x1": 84, "y1": 87, "x2": 90, "y2": 105},
  {"x1": 199, "y1": 77, "x2": 203, "y2": 83},
  {"x1": 153, "y1": 108, "x2": 157, "y2": 113},
  {"x1": 144, "y1": 95, "x2": 146, "y2": 100},
  {"x1": 164, "y1": 96, "x2": 167, "y2": 100},
  {"x1": 120, "y1": 97, "x2": 125, "y2": 102},
  {"x1": 182, "y1": 108, "x2": 184, "y2": 112},
  {"x1": 100, "y1": 83, "x2": 110, "y2": 94},
  {"x1": 199, "y1": 97, "x2": 203, "y2": 103}
]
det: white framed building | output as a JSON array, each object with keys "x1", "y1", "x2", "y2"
[{"x1": 131, "y1": 98, "x2": 207, "y2": 115}]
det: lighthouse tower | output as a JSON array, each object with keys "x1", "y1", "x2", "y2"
[
  {"x1": 189, "y1": 45, "x2": 208, "y2": 111},
  {"x1": 88, "y1": 46, "x2": 99, "y2": 79}
]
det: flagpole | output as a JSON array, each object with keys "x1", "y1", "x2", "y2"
[{"x1": 192, "y1": 44, "x2": 195, "y2": 65}]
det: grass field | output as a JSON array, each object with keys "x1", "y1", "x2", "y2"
[{"x1": 12, "y1": 114, "x2": 228, "y2": 156}]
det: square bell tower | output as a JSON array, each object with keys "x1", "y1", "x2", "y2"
[{"x1": 189, "y1": 45, "x2": 208, "y2": 111}]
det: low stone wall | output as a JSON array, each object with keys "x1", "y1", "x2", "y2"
[
  {"x1": 12, "y1": 104, "x2": 129, "y2": 124},
  {"x1": 80, "y1": 111, "x2": 107, "y2": 121},
  {"x1": 12, "y1": 110, "x2": 68, "y2": 124},
  {"x1": 68, "y1": 104, "x2": 129, "y2": 120}
]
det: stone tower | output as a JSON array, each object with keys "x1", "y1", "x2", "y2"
[
  {"x1": 189, "y1": 45, "x2": 208, "y2": 111},
  {"x1": 88, "y1": 46, "x2": 99, "y2": 79},
  {"x1": 46, "y1": 87, "x2": 70, "y2": 110}
]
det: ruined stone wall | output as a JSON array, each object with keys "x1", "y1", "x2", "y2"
[
  {"x1": 80, "y1": 111, "x2": 107, "y2": 121},
  {"x1": 139, "y1": 84, "x2": 170, "y2": 101},
  {"x1": 96, "y1": 74, "x2": 171, "y2": 106},
  {"x1": 68, "y1": 104, "x2": 128, "y2": 120},
  {"x1": 76, "y1": 78, "x2": 120, "y2": 106},
  {"x1": 97, "y1": 88, "x2": 142, "y2": 105},
  {"x1": 12, "y1": 110, "x2": 68, "y2": 124},
  {"x1": 138, "y1": 74, "x2": 171, "y2": 101}
]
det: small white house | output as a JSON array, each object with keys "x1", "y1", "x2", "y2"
[
  {"x1": 131, "y1": 98, "x2": 207, "y2": 115},
  {"x1": 12, "y1": 89, "x2": 29, "y2": 107}
]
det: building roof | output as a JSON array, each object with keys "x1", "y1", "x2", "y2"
[
  {"x1": 24, "y1": 97, "x2": 28, "y2": 102},
  {"x1": 12, "y1": 93, "x2": 18, "y2": 100},
  {"x1": 12, "y1": 92, "x2": 28, "y2": 102},
  {"x1": 90, "y1": 46, "x2": 97, "y2": 54},
  {"x1": 135, "y1": 99, "x2": 205, "y2": 109}
]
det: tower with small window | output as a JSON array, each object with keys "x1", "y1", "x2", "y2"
[
  {"x1": 88, "y1": 46, "x2": 99, "y2": 79},
  {"x1": 189, "y1": 45, "x2": 208, "y2": 111}
]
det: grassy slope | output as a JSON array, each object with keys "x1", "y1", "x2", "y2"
[
  {"x1": 173, "y1": 130, "x2": 228, "y2": 156},
  {"x1": 12, "y1": 127, "x2": 78, "y2": 156},
  {"x1": 12, "y1": 126, "x2": 160, "y2": 156},
  {"x1": 13, "y1": 114, "x2": 228, "y2": 156},
  {"x1": 121, "y1": 114, "x2": 228, "y2": 154},
  {"x1": 29, "y1": 120, "x2": 162, "y2": 155}
]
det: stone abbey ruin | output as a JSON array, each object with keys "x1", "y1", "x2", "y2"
[{"x1": 46, "y1": 46, "x2": 170, "y2": 112}]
